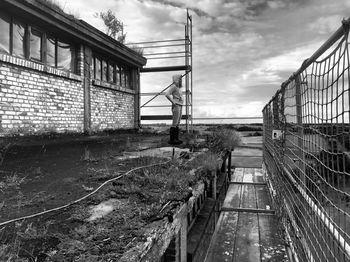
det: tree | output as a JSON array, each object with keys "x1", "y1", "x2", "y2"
[{"x1": 96, "y1": 10, "x2": 126, "y2": 43}]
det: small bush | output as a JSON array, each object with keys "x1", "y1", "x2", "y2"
[
  {"x1": 207, "y1": 128, "x2": 241, "y2": 155},
  {"x1": 188, "y1": 152, "x2": 220, "y2": 172}
]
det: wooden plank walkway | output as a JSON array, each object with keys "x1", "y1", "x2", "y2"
[{"x1": 204, "y1": 168, "x2": 288, "y2": 262}]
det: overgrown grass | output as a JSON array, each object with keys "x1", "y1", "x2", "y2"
[
  {"x1": 0, "y1": 173, "x2": 25, "y2": 191},
  {"x1": 207, "y1": 128, "x2": 242, "y2": 155},
  {"x1": 0, "y1": 150, "x2": 223, "y2": 261},
  {"x1": 34, "y1": 0, "x2": 79, "y2": 19}
]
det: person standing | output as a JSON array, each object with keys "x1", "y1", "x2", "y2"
[{"x1": 165, "y1": 74, "x2": 183, "y2": 145}]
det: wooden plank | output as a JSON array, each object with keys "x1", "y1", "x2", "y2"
[
  {"x1": 242, "y1": 168, "x2": 255, "y2": 183},
  {"x1": 231, "y1": 168, "x2": 244, "y2": 182},
  {"x1": 253, "y1": 168, "x2": 265, "y2": 183},
  {"x1": 204, "y1": 212, "x2": 239, "y2": 262},
  {"x1": 141, "y1": 115, "x2": 190, "y2": 120},
  {"x1": 222, "y1": 184, "x2": 242, "y2": 209},
  {"x1": 233, "y1": 213, "x2": 260, "y2": 262},
  {"x1": 221, "y1": 207, "x2": 275, "y2": 214},
  {"x1": 140, "y1": 65, "x2": 189, "y2": 72},
  {"x1": 259, "y1": 214, "x2": 288, "y2": 261},
  {"x1": 256, "y1": 185, "x2": 272, "y2": 210},
  {"x1": 230, "y1": 181, "x2": 266, "y2": 186},
  {"x1": 231, "y1": 157, "x2": 263, "y2": 168},
  {"x1": 241, "y1": 184, "x2": 257, "y2": 209}
]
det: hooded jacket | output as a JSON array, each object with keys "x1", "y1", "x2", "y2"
[{"x1": 166, "y1": 74, "x2": 183, "y2": 105}]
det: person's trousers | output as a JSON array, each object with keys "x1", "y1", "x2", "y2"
[{"x1": 172, "y1": 104, "x2": 182, "y2": 126}]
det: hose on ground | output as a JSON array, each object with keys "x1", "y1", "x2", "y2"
[{"x1": 0, "y1": 159, "x2": 171, "y2": 227}]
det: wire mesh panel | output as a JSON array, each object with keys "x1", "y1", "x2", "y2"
[{"x1": 263, "y1": 20, "x2": 350, "y2": 262}]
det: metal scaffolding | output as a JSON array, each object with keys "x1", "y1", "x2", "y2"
[{"x1": 128, "y1": 10, "x2": 193, "y2": 133}]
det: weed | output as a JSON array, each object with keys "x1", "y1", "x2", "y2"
[
  {"x1": 0, "y1": 173, "x2": 26, "y2": 191},
  {"x1": 207, "y1": 128, "x2": 242, "y2": 155},
  {"x1": 188, "y1": 151, "x2": 220, "y2": 172}
]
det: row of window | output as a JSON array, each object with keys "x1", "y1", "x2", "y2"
[
  {"x1": 0, "y1": 11, "x2": 136, "y2": 90},
  {"x1": 0, "y1": 12, "x2": 76, "y2": 72},
  {"x1": 93, "y1": 56, "x2": 133, "y2": 89}
]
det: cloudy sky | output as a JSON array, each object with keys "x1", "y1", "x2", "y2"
[{"x1": 57, "y1": 0, "x2": 350, "y2": 122}]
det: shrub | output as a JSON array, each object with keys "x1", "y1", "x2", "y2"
[{"x1": 207, "y1": 128, "x2": 241, "y2": 155}]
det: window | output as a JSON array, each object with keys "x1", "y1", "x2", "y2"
[
  {"x1": 115, "y1": 65, "x2": 121, "y2": 85},
  {"x1": 30, "y1": 28, "x2": 42, "y2": 62},
  {"x1": 0, "y1": 12, "x2": 10, "y2": 54},
  {"x1": 57, "y1": 40, "x2": 73, "y2": 71},
  {"x1": 92, "y1": 55, "x2": 135, "y2": 89},
  {"x1": 0, "y1": 12, "x2": 76, "y2": 72},
  {"x1": 46, "y1": 37, "x2": 76, "y2": 72},
  {"x1": 47, "y1": 36, "x2": 56, "y2": 67},
  {"x1": 120, "y1": 66, "x2": 125, "y2": 87},
  {"x1": 95, "y1": 57, "x2": 101, "y2": 80},
  {"x1": 13, "y1": 19, "x2": 25, "y2": 58},
  {"x1": 102, "y1": 60, "x2": 107, "y2": 82},
  {"x1": 108, "y1": 63, "x2": 115, "y2": 83}
]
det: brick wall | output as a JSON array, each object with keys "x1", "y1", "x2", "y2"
[
  {"x1": 0, "y1": 57, "x2": 85, "y2": 136},
  {"x1": 90, "y1": 84, "x2": 135, "y2": 131},
  {"x1": 0, "y1": 43, "x2": 139, "y2": 137}
]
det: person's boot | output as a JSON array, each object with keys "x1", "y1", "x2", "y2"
[
  {"x1": 168, "y1": 127, "x2": 176, "y2": 145},
  {"x1": 174, "y1": 126, "x2": 183, "y2": 145}
]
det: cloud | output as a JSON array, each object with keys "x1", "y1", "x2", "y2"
[{"x1": 56, "y1": 0, "x2": 350, "y2": 121}]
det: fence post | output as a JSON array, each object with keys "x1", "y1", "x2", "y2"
[
  {"x1": 227, "y1": 150, "x2": 232, "y2": 181},
  {"x1": 295, "y1": 75, "x2": 306, "y2": 186}
]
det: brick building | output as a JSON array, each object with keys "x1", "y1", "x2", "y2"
[{"x1": 0, "y1": 0, "x2": 146, "y2": 137}]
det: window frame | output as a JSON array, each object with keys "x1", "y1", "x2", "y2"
[
  {"x1": 0, "y1": 11, "x2": 76, "y2": 73},
  {"x1": 92, "y1": 55, "x2": 136, "y2": 90},
  {"x1": 29, "y1": 26, "x2": 44, "y2": 63}
]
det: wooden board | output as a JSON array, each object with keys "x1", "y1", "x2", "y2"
[
  {"x1": 233, "y1": 213, "x2": 260, "y2": 262},
  {"x1": 241, "y1": 184, "x2": 257, "y2": 209},
  {"x1": 253, "y1": 168, "x2": 265, "y2": 183},
  {"x1": 259, "y1": 214, "x2": 288, "y2": 261},
  {"x1": 231, "y1": 156, "x2": 263, "y2": 168},
  {"x1": 204, "y1": 212, "x2": 239, "y2": 262},
  {"x1": 242, "y1": 168, "x2": 255, "y2": 183},
  {"x1": 232, "y1": 168, "x2": 244, "y2": 182},
  {"x1": 222, "y1": 184, "x2": 242, "y2": 209},
  {"x1": 256, "y1": 185, "x2": 272, "y2": 210}
]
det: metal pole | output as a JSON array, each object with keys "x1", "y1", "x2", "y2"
[
  {"x1": 295, "y1": 75, "x2": 306, "y2": 186},
  {"x1": 185, "y1": 18, "x2": 189, "y2": 133},
  {"x1": 190, "y1": 13, "x2": 193, "y2": 133}
]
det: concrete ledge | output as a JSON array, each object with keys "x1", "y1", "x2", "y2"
[
  {"x1": 0, "y1": 53, "x2": 82, "y2": 82},
  {"x1": 92, "y1": 79, "x2": 136, "y2": 95}
]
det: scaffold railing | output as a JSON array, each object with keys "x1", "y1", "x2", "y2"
[
  {"x1": 127, "y1": 10, "x2": 193, "y2": 133},
  {"x1": 263, "y1": 18, "x2": 350, "y2": 262}
]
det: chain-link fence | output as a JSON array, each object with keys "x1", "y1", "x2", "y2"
[{"x1": 263, "y1": 19, "x2": 350, "y2": 262}]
